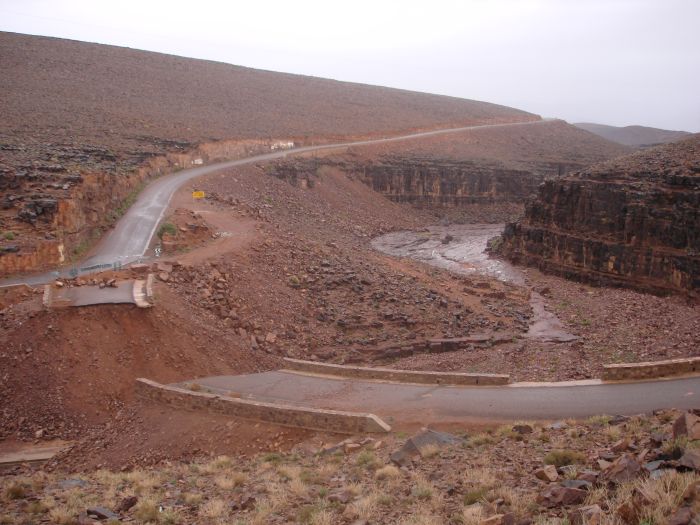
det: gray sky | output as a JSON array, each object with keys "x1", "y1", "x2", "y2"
[{"x1": 1, "y1": 0, "x2": 698, "y2": 132}]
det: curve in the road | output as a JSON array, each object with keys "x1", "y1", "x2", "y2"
[
  {"x1": 177, "y1": 371, "x2": 700, "y2": 424},
  {"x1": 1, "y1": 119, "x2": 550, "y2": 287}
]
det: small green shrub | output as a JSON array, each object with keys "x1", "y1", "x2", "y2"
[
  {"x1": 157, "y1": 222, "x2": 177, "y2": 239},
  {"x1": 3, "y1": 232, "x2": 15, "y2": 240},
  {"x1": 356, "y1": 450, "x2": 378, "y2": 470}
]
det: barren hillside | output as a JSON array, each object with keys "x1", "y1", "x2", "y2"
[
  {"x1": 0, "y1": 31, "x2": 543, "y2": 277},
  {"x1": 0, "y1": 32, "x2": 536, "y2": 147},
  {"x1": 574, "y1": 122, "x2": 691, "y2": 147}
]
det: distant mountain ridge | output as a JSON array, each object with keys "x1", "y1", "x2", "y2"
[{"x1": 574, "y1": 122, "x2": 690, "y2": 148}]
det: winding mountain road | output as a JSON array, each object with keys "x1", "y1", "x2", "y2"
[{"x1": 1, "y1": 119, "x2": 549, "y2": 287}]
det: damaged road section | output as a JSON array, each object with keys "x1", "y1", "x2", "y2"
[{"x1": 42, "y1": 274, "x2": 154, "y2": 308}]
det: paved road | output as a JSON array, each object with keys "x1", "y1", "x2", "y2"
[
  {"x1": 177, "y1": 371, "x2": 700, "y2": 425},
  {"x1": 45, "y1": 281, "x2": 140, "y2": 307},
  {"x1": 1, "y1": 119, "x2": 550, "y2": 287}
]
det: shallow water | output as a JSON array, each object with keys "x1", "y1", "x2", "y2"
[
  {"x1": 371, "y1": 224, "x2": 524, "y2": 283},
  {"x1": 372, "y1": 224, "x2": 577, "y2": 343}
]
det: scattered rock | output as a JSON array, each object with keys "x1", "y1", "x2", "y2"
[
  {"x1": 611, "y1": 438, "x2": 631, "y2": 453},
  {"x1": 667, "y1": 507, "x2": 695, "y2": 525},
  {"x1": 561, "y1": 479, "x2": 591, "y2": 490},
  {"x1": 116, "y1": 496, "x2": 138, "y2": 513},
  {"x1": 679, "y1": 449, "x2": 700, "y2": 471},
  {"x1": 86, "y1": 506, "x2": 119, "y2": 520},
  {"x1": 568, "y1": 504, "x2": 603, "y2": 525},
  {"x1": 602, "y1": 453, "x2": 642, "y2": 484},
  {"x1": 673, "y1": 412, "x2": 700, "y2": 440},
  {"x1": 537, "y1": 485, "x2": 587, "y2": 507},
  {"x1": 608, "y1": 415, "x2": 629, "y2": 426},
  {"x1": 390, "y1": 429, "x2": 460, "y2": 466},
  {"x1": 534, "y1": 465, "x2": 559, "y2": 482},
  {"x1": 480, "y1": 514, "x2": 515, "y2": 525},
  {"x1": 513, "y1": 424, "x2": 533, "y2": 435},
  {"x1": 57, "y1": 479, "x2": 89, "y2": 489}
]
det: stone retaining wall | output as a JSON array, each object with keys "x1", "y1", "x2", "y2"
[
  {"x1": 602, "y1": 357, "x2": 700, "y2": 381},
  {"x1": 283, "y1": 358, "x2": 510, "y2": 386},
  {"x1": 135, "y1": 378, "x2": 391, "y2": 434}
]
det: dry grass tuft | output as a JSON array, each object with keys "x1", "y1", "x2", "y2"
[
  {"x1": 133, "y1": 497, "x2": 160, "y2": 523},
  {"x1": 375, "y1": 465, "x2": 401, "y2": 480},
  {"x1": 199, "y1": 498, "x2": 228, "y2": 520},
  {"x1": 543, "y1": 449, "x2": 586, "y2": 467}
]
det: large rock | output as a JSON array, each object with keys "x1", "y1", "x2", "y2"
[
  {"x1": 389, "y1": 429, "x2": 460, "y2": 466},
  {"x1": 673, "y1": 412, "x2": 700, "y2": 440},
  {"x1": 534, "y1": 465, "x2": 559, "y2": 482},
  {"x1": 602, "y1": 454, "x2": 643, "y2": 484},
  {"x1": 679, "y1": 449, "x2": 700, "y2": 471},
  {"x1": 537, "y1": 485, "x2": 587, "y2": 507}
]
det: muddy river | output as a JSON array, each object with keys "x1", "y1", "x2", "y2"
[{"x1": 372, "y1": 224, "x2": 577, "y2": 343}]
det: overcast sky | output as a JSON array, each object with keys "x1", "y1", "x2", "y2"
[{"x1": 1, "y1": 0, "x2": 698, "y2": 132}]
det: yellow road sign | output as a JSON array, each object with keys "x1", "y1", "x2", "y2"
[{"x1": 192, "y1": 191, "x2": 205, "y2": 199}]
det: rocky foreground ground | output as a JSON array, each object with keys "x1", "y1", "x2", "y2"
[{"x1": 2, "y1": 410, "x2": 699, "y2": 524}]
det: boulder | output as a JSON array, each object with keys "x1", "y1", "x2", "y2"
[
  {"x1": 679, "y1": 449, "x2": 700, "y2": 471},
  {"x1": 673, "y1": 412, "x2": 700, "y2": 440},
  {"x1": 390, "y1": 429, "x2": 460, "y2": 467},
  {"x1": 537, "y1": 485, "x2": 587, "y2": 507},
  {"x1": 534, "y1": 465, "x2": 559, "y2": 482},
  {"x1": 602, "y1": 454, "x2": 642, "y2": 484}
]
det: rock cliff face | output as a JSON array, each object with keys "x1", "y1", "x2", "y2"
[
  {"x1": 499, "y1": 135, "x2": 700, "y2": 295},
  {"x1": 353, "y1": 156, "x2": 572, "y2": 207},
  {"x1": 0, "y1": 137, "x2": 286, "y2": 277}
]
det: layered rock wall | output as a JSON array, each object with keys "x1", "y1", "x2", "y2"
[
  {"x1": 499, "y1": 136, "x2": 700, "y2": 295},
  {"x1": 269, "y1": 156, "x2": 584, "y2": 208},
  {"x1": 353, "y1": 157, "x2": 573, "y2": 207},
  {"x1": 0, "y1": 137, "x2": 298, "y2": 277}
]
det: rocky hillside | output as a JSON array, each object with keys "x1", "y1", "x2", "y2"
[
  {"x1": 499, "y1": 135, "x2": 700, "y2": 295},
  {"x1": 0, "y1": 31, "x2": 538, "y2": 277},
  {"x1": 2, "y1": 410, "x2": 699, "y2": 524},
  {"x1": 575, "y1": 122, "x2": 691, "y2": 148},
  {"x1": 268, "y1": 120, "x2": 630, "y2": 223}
]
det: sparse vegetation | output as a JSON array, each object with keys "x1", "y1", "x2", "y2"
[
  {"x1": 157, "y1": 221, "x2": 177, "y2": 239},
  {"x1": 0, "y1": 410, "x2": 698, "y2": 524},
  {"x1": 543, "y1": 449, "x2": 587, "y2": 467}
]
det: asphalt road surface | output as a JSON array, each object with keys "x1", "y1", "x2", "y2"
[
  {"x1": 1, "y1": 119, "x2": 550, "y2": 287},
  {"x1": 177, "y1": 371, "x2": 700, "y2": 425}
]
